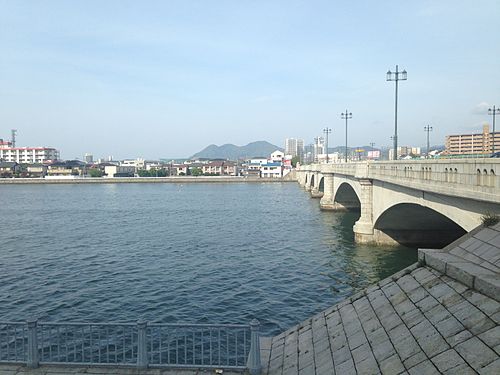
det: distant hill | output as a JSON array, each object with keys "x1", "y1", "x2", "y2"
[{"x1": 191, "y1": 141, "x2": 282, "y2": 160}]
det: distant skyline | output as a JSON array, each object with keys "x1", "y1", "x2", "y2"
[{"x1": 1, "y1": 0, "x2": 499, "y2": 159}]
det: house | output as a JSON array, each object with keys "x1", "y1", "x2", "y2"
[
  {"x1": 270, "y1": 150, "x2": 285, "y2": 162},
  {"x1": 260, "y1": 162, "x2": 283, "y2": 178},
  {"x1": 104, "y1": 165, "x2": 135, "y2": 177},
  {"x1": 0, "y1": 161, "x2": 20, "y2": 177},
  {"x1": 201, "y1": 161, "x2": 236, "y2": 175},
  {"x1": 46, "y1": 160, "x2": 86, "y2": 177},
  {"x1": 25, "y1": 163, "x2": 47, "y2": 177}
]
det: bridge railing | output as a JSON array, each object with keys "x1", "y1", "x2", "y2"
[
  {"x1": 301, "y1": 160, "x2": 500, "y2": 190},
  {"x1": 367, "y1": 162, "x2": 499, "y2": 189},
  {"x1": 0, "y1": 319, "x2": 261, "y2": 373}
]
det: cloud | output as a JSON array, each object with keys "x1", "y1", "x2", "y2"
[{"x1": 472, "y1": 102, "x2": 490, "y2": 115}]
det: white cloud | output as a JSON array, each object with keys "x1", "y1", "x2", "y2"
[{"x1": 472, "y1": 102, "x2": 490, "y2": 115}]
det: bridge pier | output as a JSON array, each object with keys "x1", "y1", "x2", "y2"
[
  {"x1": 310, "y1": 188, "x2": 323, "y2": 198},
  {"x1": 353, "y1": 179, "x2": 375, "y2": 244},
  {"x1": 320, "y1": 173, "x2": 335, "y2": 209}
]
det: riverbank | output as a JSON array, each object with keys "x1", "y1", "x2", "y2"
[{"x1": 0, "y1": 176, "x2": 296, "y2": 185}]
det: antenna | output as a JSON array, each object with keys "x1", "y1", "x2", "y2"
[{"x1": 11, "y1": 129, "x2": 17, "y2": 147}]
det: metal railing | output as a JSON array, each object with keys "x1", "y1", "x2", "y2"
[{"x1": 0, "y1": 319, "x2": 261, "y2": 374}]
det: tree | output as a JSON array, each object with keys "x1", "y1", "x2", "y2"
[
  {"x1": 88, "y1": 168, "x2": 103, "y2": 177},
  {"x1": 291, "y1": 156, "x2": 300, "y2": 167},
  {"x1": 190, "y1": 167, "x2": 203, "y2": 176}
]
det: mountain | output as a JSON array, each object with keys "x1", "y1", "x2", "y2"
[{"x1": 191, "y1": 141, "x2": 282, "y2": 160}]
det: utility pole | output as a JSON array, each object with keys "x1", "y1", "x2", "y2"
[
  {"x1": 386, "y1": 65, "x2": 408, "y2": 160},
  {"x1": 424, "y1": 125, "x2": 433, "y2": 158},
  {"x1": 323, "y1": 127, "x2": 332, "y2": 163},
  {"x1": 341, "y1": 110, "x2": 352, "y2": 162},
  {"x1": 11, "y1": 129, "x2": 17, "y2": 147},
  {"x1": 488, "y1": 105, "x2": 499, "y2": 154}
]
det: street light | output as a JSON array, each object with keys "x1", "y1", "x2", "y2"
[
  {"x1": 424, "y1": 125, "x2": 433, "y2": 158},
  {"x1": 323, "y1": 127, "x2": 332, "y2": 163},
  {"x1": 386, "y1": 65, "x2": 408, "y2": 160},
  {"x1": 341, "y1": 110, "x2": 352, "y2": 162},
  {"x1": 488, "y1": 105, "x2": 499, "y2": 154}
]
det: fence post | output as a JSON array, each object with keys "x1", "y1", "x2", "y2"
[
  {"x1": 248, "y1": 319, "x2": 261, "y2": 375},
  {"x1": 137, "y1": 320, "x2": 148, "y2": 369},
  {"x1": 27, "y1": 318, "x2": 39, "y2": 368}
]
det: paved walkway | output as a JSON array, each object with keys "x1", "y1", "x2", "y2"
[{"x1": 263, "y1": 224, "x2": 500, "y2": 374}]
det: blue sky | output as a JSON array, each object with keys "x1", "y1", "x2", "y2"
[{"x1": 0, "y1": 0, "x2": 499, "y2": 159}]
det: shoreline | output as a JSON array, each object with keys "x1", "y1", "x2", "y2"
[{"x1": 0, "y1": 176, "x2": 297, "y2": 185}]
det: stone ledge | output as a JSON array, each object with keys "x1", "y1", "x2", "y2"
[{"x1": 419, "y1": 247, "x2": 500, "y2": 302}]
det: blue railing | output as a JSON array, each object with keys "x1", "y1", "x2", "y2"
[{"x1": 0, "y1": 319, "x2": 261, "y2": 374}]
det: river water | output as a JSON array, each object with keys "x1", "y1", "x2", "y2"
[{"x1": 0, "y1": 182, "x2": 416, "y2": 336}]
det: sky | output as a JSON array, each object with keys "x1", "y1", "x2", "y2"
[{"x1": 0, "y1": 0, "x2": 499, "y2": 159}]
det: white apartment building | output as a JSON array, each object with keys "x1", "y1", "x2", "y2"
[
  {"x1": 0, "y1": 141, "x2": 59, "y2": 163},
  {"x1": 260, "y1": 162, "x2": 283, "y2": 178}
]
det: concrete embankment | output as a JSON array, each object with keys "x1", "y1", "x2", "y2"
[
  {"x1": 263, "y1": 224, "x2": 500, "y2": 374},
  {"x1": 0, "y1": 176, "x2": 297, "y2": 185}
]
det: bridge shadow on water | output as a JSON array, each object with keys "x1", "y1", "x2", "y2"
[{"x1": 317, "y1": 210, "x2": 418, "y2": 303}]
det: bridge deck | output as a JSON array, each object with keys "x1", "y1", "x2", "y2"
[{"x1": 263, "y1": 224, "x2": 500, "y2": 375}]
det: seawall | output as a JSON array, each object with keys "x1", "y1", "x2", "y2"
[{"x1": 0, "y1": 176, "x2": 297, "y2": 185}]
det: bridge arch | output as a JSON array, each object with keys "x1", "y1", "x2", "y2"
[
  {"x1": 373, "y1": 203, "x2": 466, "y2": 248},
  {"x1": 318, "y1": 177, "x2": 324, "y2": 193},
  {"x1": 333, "y1": 181, "x2": 361, "y2": 211},
  {"x1": 310, "y1": 173, "x2": 315, "y2": 188}
]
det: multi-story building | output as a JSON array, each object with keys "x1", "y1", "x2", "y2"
[
  {"x1": 201, "y1": 161, "x2": 236, "y2": 175},
  {"x1": 445, "y1": 124, "x2": 500, "y2": 155},
  {"x1": 0, "y1": 140, "x2": 59, "y2": 163},
  {"x1": 284, "y1": 138, "x2": 304, "y2": 160},
  {"x1": 313, "y1": 137, "x2": 325, "y2": 162},
  {"x1": 388, "y1": 146, "x2": 422, "y2": 160},
  {"x1": 260, "y1": 162, "x2": 283, "y2": 178}
]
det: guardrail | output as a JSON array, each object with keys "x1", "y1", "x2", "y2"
[{"x1": 0, "y1": 319, "x2": 261, "y2": 374}]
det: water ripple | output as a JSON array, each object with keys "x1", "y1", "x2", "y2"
[{"x1": 0, "y1": 183, "x2": 416, "y2": 336}]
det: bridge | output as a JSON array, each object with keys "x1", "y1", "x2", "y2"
[{"x1": 297, "y1": 159, "x2": 500, "y2": 248}]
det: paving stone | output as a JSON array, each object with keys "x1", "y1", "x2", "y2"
[
  {"x1": 475, "y1": 275, "x2": 500, "y2": 302},
  {"x1": 410, "y1": 319, "x2": 449, "y2": 357},
  {"x1": 407, "y1": 360, "x2": 440, "y2": 375},
  {"x1": 455, "y1": 336, "x2": 498, "y2": 371},
  {"x1": 479, "y1": 358, "x2": 500, "y2": 375},
  {"x1": 430, "y1": 348, "x2": 467, "y2": 373},
  {"x1": 334, "y1": 357, "x2": 356, "y2": 375},
  {"x1": 378, "y1": 353, "x2": 405, "y2": 375},
  {"x1": 478, "y1": 326, "x2": 500, "y2": 353}
]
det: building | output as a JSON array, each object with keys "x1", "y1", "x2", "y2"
[
  {"x1": 46, "y1": 160, "x2": 85, "y2": 177},
  {"x1": 260, "y1": 162, "x2": 283, "y2": 178},
  {"x1": 0, "y1": 140, "x2": 59, "y2": 164},
  {"x1": 313, "y1": 137, "x2": 325, "y2": 162},
  {"x1": 104, "y1": 165, "x2": 135, "y2": 177},
  {"x1": 201, "y1": 161, "x2": 236, "y2": 175},
  {"x1": 269, "y1": 150, "x2": 285, "y2": 162},
  {"x1": 284, "y1": 138, "x2": 304, "y2": 160},
  {"x1": 84, "y1": 153, "x2": 93, "y2": 163},
  {"x1": 445, "y1": 124, "x2": 500, "y2": 155},
  {"x1": 389, "y1": 146, "x2": 422, "y2": 160},
  {"x1": 0, "y1": 161, "x2": 20, "y2": 177}
]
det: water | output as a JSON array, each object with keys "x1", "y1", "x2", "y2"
[{"x1": 0, "y1": 182, "x2": 416, "y2": 336}]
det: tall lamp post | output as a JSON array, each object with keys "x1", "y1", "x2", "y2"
[
  {"x1": 488, "y1": 105, "x2": 499, "y2": 154},
  {"x1": 424, "y1": 125, "x2": 433, "y2": 158},
  {"x1": 341, "y1": 110, "x2": 352, "y2": 162},
  {"x1": 323, "y1": 127, "x2": 332, "y2": 163},
  {"x1": 386, "y1": 65, "x2": 407, "y2": 160}
]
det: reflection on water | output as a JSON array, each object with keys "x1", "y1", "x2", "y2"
[
  {"x1": 0, "y1": 183, "x2": 417, "y2": 336},
  {"x1": 319, "y1": 211, "x2": 417, "y2": 302}
]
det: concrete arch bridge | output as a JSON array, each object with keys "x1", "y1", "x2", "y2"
[{"x1": 297, "y1": 159, "x2": 500, "y2": 248}]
